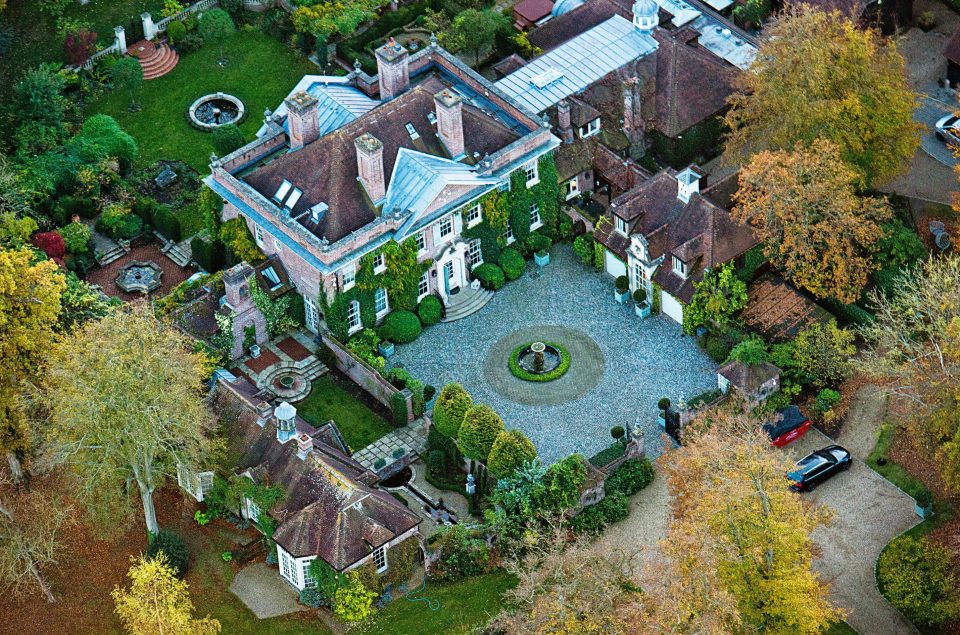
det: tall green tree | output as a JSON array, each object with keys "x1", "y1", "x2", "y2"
[
  {"x1": 45, "y1": 304, "x2": 216, "y2": 535},
  {"x1": 723, "y1": 6, "x2": 920, "y2": 188},
  {"x1": 110, "y1": 57, "x2": 144, "y2": 112},
  {"x1": 198, "y1": 8, "x2": 235, "y2": 65},
  {"x1": 445, "y1": 9, "x2": 510, "y2": 67},
  {"x1": 682, "y1": 263, "x2": 748, "y2": 335}
]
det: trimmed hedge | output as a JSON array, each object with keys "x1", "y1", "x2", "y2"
[
  {"x1": 378, "y1": 310, "x2": 422, "y2": 344},
  {"x1": 190, "y1": 236, "x2": 225, "y2": 272},
  {"x1": 588, "y1": 442, "x2": 626, "y2": 467},
  {"x1": 508, "y1": 341, "x2": 571, "y2": 382},
  {"x1": 605, "y1": 458, "x2": 654, "y2": 497},
  {"x1": 152, "y1": 205, "x2": 182, "y2": 242},
  {"x1": 571, "y1": 492, "x2": 630, "y2": 535},
  {"x1": 390, "y1": 391, "x2": 409, "y2": 426},
  {"x1": 474, "y1": 263, "x2": 506, "y2": 290},
  {"x1": 498, "y1": 247, "x2": 525, "y2": 281},
  {"x1": 147, "y1": 529, "x2": 189, "y2": 578},
  {"x1": 822, "y1": 298, "x2": 875, "y2": 327},
  {"x1": 417, "y1": 295, "x2": 442, "y2": 326}
]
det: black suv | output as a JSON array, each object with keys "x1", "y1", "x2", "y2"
[{"x1": 787, "y1": 445, "x2": 852, "y2": 492}]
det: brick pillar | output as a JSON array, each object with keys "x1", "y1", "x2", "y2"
[
  {"x1": 375, "y1": 37, "x2": 409, "y2": 100},
  {"x1": 434, "y1": 89, "x2": 464, "y2": 159},
  {"x1": 355, "y1": 133, "x2": 386, "y2": 204},
  {"x1": 285, "y1": 91, "x2": 320, "y2": 151},
  {"x1": 557, "y1": 100, "x2": 574, "y2": 144}
]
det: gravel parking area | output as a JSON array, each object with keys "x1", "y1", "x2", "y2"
[{"x1": 388, "y1": 246, "x2": 717, "y2": 463}]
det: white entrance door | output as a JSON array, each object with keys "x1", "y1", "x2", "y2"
[
  {"x1": 604, "y1": 250, "x2": 627, "y2": 278},
  {"x1": 661, "y1": 290, "x2": 684, "y2": 325}
]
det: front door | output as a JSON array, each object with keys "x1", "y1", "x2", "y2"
[{"x1": 443, "y1": 261, "x2": 456, "y2": 295}]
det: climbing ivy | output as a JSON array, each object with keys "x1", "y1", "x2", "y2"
[
  {"x1": 325, "y1": 285, "x2": 376, "y2": 341},
  {"x1": 508, "y1": 171, "x2": 532, "y2": 246},
  {"x1": 532, "y1": 154, "x2": 561, "y2": 235}
]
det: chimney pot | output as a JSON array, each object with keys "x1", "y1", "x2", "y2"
[
  {"x1": 355, "y1": 133, "x2": 386, "y2": 204},
  {"x1": 296, "y1": 433, "x2": 313, "y2": 460},
  {"x1": 284, "y1": 91, "x2": 320, "y2": 151},
  {"x1": 434, "y1": 89, "x2": 465, "y2": 159},
  {"x1": 376, "y1": 39, "x2": 410, "y2": 99}
]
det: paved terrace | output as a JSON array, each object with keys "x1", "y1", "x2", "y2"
[{"x1": 389, "y1": 246, "x2": 717, "y2": 463}]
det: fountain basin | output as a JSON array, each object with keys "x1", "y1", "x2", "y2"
[
  {"x1": 509, "y1": 341, "x2": 570, "y2": 382},
  {"x1": 188, "y1": 92, "x2": 246, "y2": 131},
  {"x1": 115, "y1": 260, "x2": 163, "y2": 294}
]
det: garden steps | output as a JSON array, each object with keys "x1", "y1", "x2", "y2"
[
  {"x1": 130, "y1": 41, "x2": 179, "y2": 80},
  {"x1": 441, "y1": 286, "x2": 494, "y2": 322},
  {"x1": 163, "y1": 241, "x2": 192, "y2": 267},
  {"x1": 96, "y1": 244, "x2": 126, "y2": 266}
]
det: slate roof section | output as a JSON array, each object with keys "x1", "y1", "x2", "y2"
[
  {"x1": 243, "y1": 74, "x2": 520, "y2": 244},
  {"x1": 515, "y1": 0, "x2": 555, "y2": 22},
  {"x1": 381, "y1": 148, "x2": 499, "y2": 217},
  {"x1": 267, "y1": 76, "x2": 379, "y2": 139},
  {"x1": 215, "y1": 382, "x2": 420, "y2": 570},
  {"x1": 596, "y1": 168, "x2": 758, "y2": 302},
  {"x1": 494, "y1": 15, "x2": 658, "y2": 114},
  {"x1": 529, "y1": 0, "x2": 628, "y2": 51},
  {"x1": 945, "y1": 26, "x2": 960, "y2": 65}
]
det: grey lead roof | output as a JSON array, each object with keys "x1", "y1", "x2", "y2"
[{"x1": 494, "y1": 15, "x2": 658, "y2": 114}]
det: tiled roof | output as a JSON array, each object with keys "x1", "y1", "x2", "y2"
[
  {"x1": 495, "y1": 15, "x2": 658, "y2": 114},
  {"x1": 529, "y1": 0, "x2": 627, "y2": 52},
  {"x1": 243, "y1": 74, "x2": 520, "y2": 243},
  {"x1": 216, "y1": 383, "x2": 420, "y2": 570},
  {"x1": 553, "y1": 138, "x2": 595, "y2": 179},
  {"x1": 515, "y1": 0, "x2": 554, "y2": 22},
  {"x1": 266, "y1": 76, "x2": 378, "y2": 139},
  {"x1": 717, "y1": 360, "x2": 780, "y2": 393},
  {"x1": 740, "y1": 273, "x2": 834, "y2": 342},
  {"x1": 945, "y1": 26, "x2": 960, "y2": 64},
  {"x1": 569, "y1": 97, "x2": 601, "y2": 127},
  {"x1": 381, "y1": 148, "x2": 498, "y2": 217}
]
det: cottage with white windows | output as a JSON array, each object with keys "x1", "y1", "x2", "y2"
[{"x1": 593, "y1": 166, "x2": 758, "y2": 324}]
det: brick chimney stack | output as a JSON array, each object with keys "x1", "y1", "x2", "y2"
[
  {"x1": 296, "y1": 433, "x2": 313, "y2": 460},
  {"x1": 376, "y1": 37, "x2": 410, "y2": 100},
  {"x1": 355, "y1": 133, "x2": 386, "y2": 204},
  {"x1": 285, "y1": 91, "x2": 320, "y2": 151},
  {"x1": 557, "y1": 100, "x2": 574, "y2": 144},
  {"x1": 434, "y1": 89, "x2": 465, "y2": 159}
]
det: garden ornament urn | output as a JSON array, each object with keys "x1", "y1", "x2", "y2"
[
  {"x1": 249, "y1": 344, "x2": 261, "y2": 358},
  {"x1": 915, "y1": 493, "x2": 933, "y2": 519}
]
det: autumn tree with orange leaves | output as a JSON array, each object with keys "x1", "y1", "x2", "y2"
[{"x1": 733, "y1": 139, "x2": 891, "y2": 303}]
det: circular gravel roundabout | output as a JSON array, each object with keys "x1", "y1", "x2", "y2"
[{"x1": 484, "y1": 325, "x2": 604, "y2": 406}]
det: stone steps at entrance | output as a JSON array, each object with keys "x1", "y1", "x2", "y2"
[{"x1": 441, "y1": 286, "x2": 493, "y2": 322}]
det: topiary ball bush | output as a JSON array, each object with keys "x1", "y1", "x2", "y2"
[
  {"x1": 147, "y1": 529, "x2": 189, "y2": 578},
  {"x1": 498, "y1": 248, "x2": 525, "y2": 281},
  {"x1": 417, "y1": 295, "x2": 442, "y2": 326},
  {"x1": 433, "y1": 383, "x2": 473, "y2": 437},
  {"x1": 525, "y1": 232, "x2": 552, "y2": 254},
  {"x1": 474, "y1": 263, "x2": 505, "y2": 290},
  {"x1": 166, "y1": 19, "x2": 187, "y2": 45},
  {"x1": 378, "y1": 310, "x2": 422, "y2": 344},
  {"x1": 615, "y1": 275, "x2": 629, "y2": 293}
]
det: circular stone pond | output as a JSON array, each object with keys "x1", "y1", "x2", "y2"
[{"x1": 188, "y1": 92, "x2": 246, "y2": 131}]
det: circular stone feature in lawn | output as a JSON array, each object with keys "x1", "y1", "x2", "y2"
[
  {"x1": 115, "y1": 260, "x2": 163, "y2": 294},
  {"x1": 188, "y1": 92, "x2": 245, "y2": 130},
  {"x1": 509, "y1": 341, "x2": 570, "y2": 382},
  {"x1": 484, "y1": 326, "x2": 604, "y2": 406}
]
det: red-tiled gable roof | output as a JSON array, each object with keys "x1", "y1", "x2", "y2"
[
  {"x1": 740, "y1": 272, "x2": 834, "y2": 342},
  {"x1": 515, "y1": 0, "x2": 554, "y2": 23},
  {"x1": 946, "y1": 27, "x2": 960, "y2": 65},
  {"x1": 598, "y1": 169, "x2": 758, "y2": 302},
  {"x1": 215, "y1": 384, "x2": 420, "y2": 570},
  {"x1": 652, "y1": 27, "x2": 736, "y2": 138},
  {"x1": 242, "y1": 74, "x2": 520, "y2": 244},
  {"x1": 717, "y1": 359, "x2": 780, "y2": 393}
]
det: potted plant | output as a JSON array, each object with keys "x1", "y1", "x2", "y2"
[
  {"x1": 614, "y1": 276, "x2": 630, "y2": 303},
  {"x1": 633, "y1": 288, "x2": 650, "y2": 318},
  {"x1": 249, "y1": 344, "x2": 261, "y2": 358},
  {"x1": 424, "y1": 384, "x2": 437, "y2": 410},
  {"x1": 915, "y1": 491, "x2": 933, "y2": 519},
  {"x1": 535, "y1": 248, "x2": 550, "y2": 267},
  {"x1": 657, "y1": 397, "x2": 670, "y2": 429},
  {"x1": 378, "y1": 339, "x2": 395, "y2": 358}
]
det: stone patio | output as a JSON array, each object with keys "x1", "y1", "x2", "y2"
[
  {"x1": 351, "y1": 418, "x2": 430, "y2": 470},
  {"x1": 388, "y1": 245, "x2": 717, "y2": 463},
  {"x1": 229, "y1": 563, "x2": 306, "y2": 619}
]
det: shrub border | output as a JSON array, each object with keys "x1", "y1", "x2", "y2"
[{"x1": 508, "y1": 341, "x2": 571, "y2": 382}]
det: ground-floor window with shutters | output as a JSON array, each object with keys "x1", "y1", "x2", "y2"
[{"x1": 373, "y1": 546, "x2": 388, "y2": 573}]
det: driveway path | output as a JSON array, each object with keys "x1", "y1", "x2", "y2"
[{"x1": 389, "y1": 246, "x2": 717, "y2": 463}]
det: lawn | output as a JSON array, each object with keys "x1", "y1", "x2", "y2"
[
  {"x1": 825, "y1": 620, "x2": 859, "y2": 634},
  {"x1": 0, "y1": 0, "x2": 164, "y2": 94},
  {"x1": 88, "y1": 31, "x2": 316, "y2": 172},
  {"x1": 297, "y1": 374, "x2": 394, "y2": 451},
  {"x1": 359, "y1": 571, "x2": 517, "y2": 635}
]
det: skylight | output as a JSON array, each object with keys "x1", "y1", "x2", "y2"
[
  {"x1": 404, "y1": 122, "x2": 420, "y2": 140},
  {"x1": 530, "y1": 67, "x2": 564, "y2": 89},
  {"x1": 427, "y1": 112, "x2": 437, "y2": 125},
  {"x1": 273, "y1": 179, "x2": 292, "y2": 203},
  {"x1": 284, "y1": 187, "x2": 303, "y2": 209},
  {"x1": 262, "y1": 266, "x2": 282, "y2": 290}
]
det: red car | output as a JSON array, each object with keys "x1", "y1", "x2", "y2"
[{"x1": 763, "y1": 406, "x2": 812, "y2": 448}]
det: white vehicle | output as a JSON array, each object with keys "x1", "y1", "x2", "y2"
[{"x1": 935, "y1": 114, "x2": 960, "y2": 146}]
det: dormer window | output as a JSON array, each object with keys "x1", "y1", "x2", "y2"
[
  {"x1": 262, "y1": 266, "x2": 283, "y2": 291},
  {"x1": 672, "y1": 256, "x2": 687, "y2": 278},
  {"x1": 615, "y1": 216, "x2": 628, "y2": 236},
  {"x1": 465, "y1": 203, "x2": 482, "y2": 228},
  {"x1": 404, "y1": 122, "x2": 420, "y2": 140},
  {"x1": 524, "y1": 161, "x2": 539, "y2": 188},
  {"x1": 273, "y1": 179, "x2": 292, "y2": 204},
  {"x1": 373, "y1": 252, "x2": 386, "y2": 274},
  {"x1": 284, "y1": 187, "x2": 303, "y2": 210},
  {"x1": 580, "y1": 118, "x2": 600, "y2": 138}
]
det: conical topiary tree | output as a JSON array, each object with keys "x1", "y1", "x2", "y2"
[
  {"x1": 487, "y1": 429, "x2": 537, "y2": 479},
  {"x1": 432, "y1": 383, "x2": 473, "y2": 438},
  {"x1": 457, "y1": 405, "x2": 505, "y2": 463}
]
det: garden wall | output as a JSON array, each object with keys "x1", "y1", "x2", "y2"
[{"x1": 320, "y1": 330, "x2": 414, "y2": 423}]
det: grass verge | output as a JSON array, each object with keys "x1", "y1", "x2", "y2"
[{"x1": 297, "y1": 374, "x2": 393, "y2": 452}]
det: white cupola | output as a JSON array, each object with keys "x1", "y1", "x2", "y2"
[{"x1": 633, "y1": 0, "x2": 659, "y2": 31}]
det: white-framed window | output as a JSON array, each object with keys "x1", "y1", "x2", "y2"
[
  {"x1": 273, "y1": 179, "x2": 292, "y2": 204},
  {"x1": 176, "y1": 465, "x2": 214, "y2": 502},
  {"x1": 498, "y1": 179, "x2": 510, "y2": 192},
  {"x1": 631, "y1": 260, "x2": 644, "y2": 291},
  {"x1": 342, "y1": 264, "x2": 356, "y2": 291},
  {"x1": 468, "y1": 238, "x2": 483, "y2": 268},
  {"x1": 672, "y1": 256, "x2": 687, "y2": 278},
  {"x1": 254, "y1": 224, "x2": 264, "y2": 245},
  {"x1": 375, "y1": 287, "x2": 389, "y2": 316},
  {"x1": 301, "y1": 560, "x2": 317, "y2": 589},
  {"x1": 524, "y1": 161, "x2": 539, "y2": 187},
  {"x1": 347, "y1": 300, "x2": 362, "y2": 333},
  {"x1": 373, "y1": 546, "x2": 388, "y2": 573},
  {"x1": 505, "y1": 225, "x2": 515, "y2": 244},
  {"x1": 246, "y1": 498, "x2": 261, "y2": 523},
  {"x1": 373, "y1": 252, "x2": 386, "y2": 274},
  {"x1": 465, "y1": 203, "x2": 482, "y2": 228},
  {"x1": 418, "y1": 271, "x2": 429, "y2": 299},
  {"x1": 304, "y1": 295, "x2": 320, "y2": 333},
  {"x1": 280, "y1": 549, "x2": 296, "y2": 583},
  {"x1": 529, "y1": 203, "x2": 541, "y2": 230},
  {"x1": 581, "y1": 118, "x2": 601, "y2": 138},
  {"x1": 615, "y1": 216, "x2": 628, "y2": 236},
  {"x1": 262, "y1": 266, "x2": 283, "y2": 291},
  {"x1": 565, "y1": 178, "x2": 579, "y2": 200},
  {"x1": 439, "y1": 215, "x2": 453, "y2": 238},
  {"x1": 415, "y1": 231, "x2": 426, "y2": 252}
]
